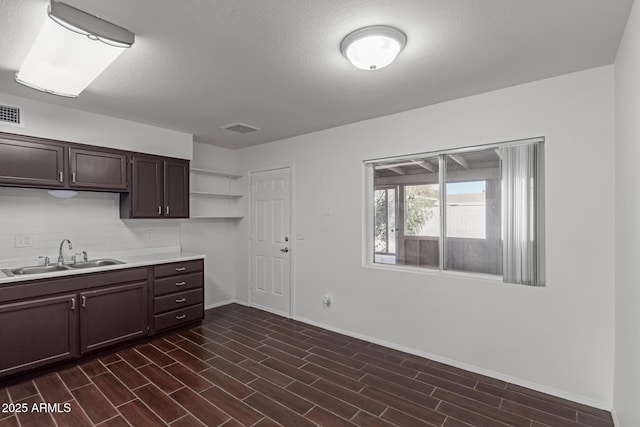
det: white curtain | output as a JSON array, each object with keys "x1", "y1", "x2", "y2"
[{"x1": 501, "y1": 142, "x2": 544, "y2": 285}]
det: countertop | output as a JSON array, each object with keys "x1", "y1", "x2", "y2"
[{"x1": 0, "y1": 246, "x2": 205, "y2": 285}]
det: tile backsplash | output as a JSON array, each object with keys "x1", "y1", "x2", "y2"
[{"x1": 0, "y1": 187, "x2": 181, "y2": 261}]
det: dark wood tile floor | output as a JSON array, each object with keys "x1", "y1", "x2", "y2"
[{"x1": 0, "y1": 304, "x2": 614, "y2": 427}]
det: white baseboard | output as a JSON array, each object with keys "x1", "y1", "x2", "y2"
[
  {"x1": 205, "y1": 299, "x2": 247, "y2": 310},
  {"x1": 611, "y1": 409, "x2": 620, "y2": 427},
  {"x1": 294, "y1": 314, "x2": 611, "y2": 411}
]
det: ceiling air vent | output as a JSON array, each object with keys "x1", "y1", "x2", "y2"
[
  {"x1": 0, "y1": 104, "x2": 23, "y2": 127},
  {"x1": 221, "y1": 122, "x2": 260, "y2": 134}
]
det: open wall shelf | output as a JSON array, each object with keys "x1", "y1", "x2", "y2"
[{"x1": 189, "y1": 168, "x2": 244, "y2": 219}]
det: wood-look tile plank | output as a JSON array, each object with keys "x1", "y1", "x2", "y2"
[
  {"x1": 347, "y1": 342, "x2": 406, "y2": 365},
  {"x1": 432, "y1": 387, "x2": 531, "y2": 427},
  {"x1": 351, "y1": 410, "x2": 397, "y2": 427},
  {"x1": 436, "y1": 401, "x2": 511, "y2": 427},
  {"x1": 227, "y1": 325, "x2": 268, "y2": 343},
  {"x1": 312, "y1": 379, "x2": 386, "y2": 416},
  {"x1": 136, "y1": 345, "x2": 176, "y2": 367},
  {"x1": 221, "y1": 340, "x2": 268, "y2": 362},
  {"x1": 416, "y1": 371, "x2": 501, "y2": 407},
  {"x1": 286, "y1": 381, "x2": 359, "y2": 420},
  {"x1": 99, "y1": 353, "x2": 122, "y2": 365},
  {"x1": 236, "y1": 320, "x2": 276, "y2": 337},
  {"x1": 164, "y1": 363, "x2": 213, "y2": 393},
  {"x1": 166, "y1": 349, "x2": 210, "y2": 372},
  {"x1": 170, "y1": 414, "x2": 206, "y2": 426},
  {"x1": 50, "y1": 399, "x2": 93, "y2": 427},
  {"x1": 252, "y1": 417, "x2": 280, "y2": 427},
  {"x1": 107, "y1": 361, "x2": 149, "y2": 390},
  {"x1": 6, "y1": 381, "x2": 37, "y2": 402},
  {"x1": 257, "y1": 344, "x2": 307, "y2": 367},
  {"x1": 361, "y1": 364, "x2": 435, "y2": 396},
  {"x1": 248, "y1": 378, "x2": 314, "y2": 415},
  {"x1": 96, "y1": 415, "x2": 131, "y2": 427},
  {"x1": 118, "y1": 399, "x2": 166, "y2": 427},
  {"x1": 199, "y1": 368, "x2": 254, "y2": 399},
  {"x1": 381, "y1": 407, "x2": 438, "y2": 427},
  {"x1": 442, "y1": 416, "x2": 476, "y2": 427},
  {"x1": 243, "y1": 392, "x2": 316, "y2": 427},
  {"x1": 361, "y1": 386, "x2": 446, "y2": 426},
  {"x1": 208, "y1": 357, "x2": 257, "y2": 384},
  {"x1": 91, "y1": 372, "x2": 136, "y2": 407},
  {"x1": 170, "y1": 387, "x2": 230, "y2": 426},
  {"x1": 137, "y1": 364, "x2": 183, "y2": 394},
  {"x1": 401, "y1": 361, "x2": 478, "y2": 388},
  {"x1": 305, "y1": 354, "x2": 364, "y2": 380},
  {"x1": 302, "y1": 362, "x2": 363, "y2": 392},
  {"x1": 261, "y1": 337, "x2": 310, "y2": 359},
  {"x1": 308, "y1": 346, "x2": 367, "y2": 370},
  {"x1": 0, "y1": 416, "x2": 19, "y2": 427},
  {"x1": 500, "y1": 399, "x2": 586, "y2": 426},
  {"x1": 33, "y1": 373, "x2": 72, "y2": 403},
  {"x1": 304, "y1": 337, "x2": 359, "y2": 358},
  {"x1": 58, "y1": 366, "x2": 91, "y2": 391},
  {"x1": 577, "y1": 411, "x2": 615, "y2": 427},
  {"x1": 117, "y1": 348, "x2": 151, "y2": 369},
  {"x1": 476, "y1": 382, "x2": 578, "y2": 420},
  {"x1": 355, "y1": 353, "x2": 419, "y2": 378},
  {"x1": 261, "y1": 357, "x2": 319, "y2": 384},
  {"x1": 79, "y1": 359, "x2": 109, "y2": 377},
  {"x1": 179, "y1": 330, "x2": 212, "y2": 346},
  {"x1": 202, "y1": 341, "x2": 248, "y2": 364},
  {"x1": 239, "y1": 359, "x2": 293, "y2": 387},
  {"x1": 200, "y1": 386, "x2": 263, "y2": 426},
  {"x1": 149, "y1": 338, "x2": 178, "y2": 353},
  {"x1": 427, "y1": 360, "x2": 507, "y2": 388},
  {"x1": 176, "y1": 340, "x2": 217, "y2": 362},
  {"x1": 306, "y1": 406, "x2": 357, "y2": 426},
  {"x1": 361, "y1": 374, "x2": 439, "y2": 410},
  {"x1": 133, "y1": 383, "x2": 186, "y2": 423},
  {"x1": 268, "y1": 332, "x2": 315, "y2": 351},
  {"x1": 71, "y1": 384, "x2": 118, "y2": 424},
  {"x1": 14, "y1": 395, "x2": 56, "y2": 427}
]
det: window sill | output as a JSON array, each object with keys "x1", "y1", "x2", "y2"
[{"x1": 363, "y1": 262, "x2": 504, "y2": 284}]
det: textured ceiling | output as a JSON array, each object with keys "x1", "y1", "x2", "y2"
[{"x1": 0, "y1": 0, "x2": 634, "y2": 148}]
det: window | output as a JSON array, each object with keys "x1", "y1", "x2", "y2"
[{"x1": 368, "y1": 138, "x2": 545, "y2": 285}]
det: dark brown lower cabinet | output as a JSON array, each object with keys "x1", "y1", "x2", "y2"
[
  {"x1": 0, "y1": 294, "x2": 78, "y2": 377},
  {"x1": 80, "y1": 282, "x2": 147, "y2": 354}
]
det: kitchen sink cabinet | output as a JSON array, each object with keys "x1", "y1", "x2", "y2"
[
  {"x1": 0, "y1": 293, "x2": 78, "y2": 378},
  {"x1": 120, "y1": 154, "x2": 189, "y2": 218},
  {"x1": 79, "y1": 282, "x2": 147, "y2": 354},
  {"x1": 0, "y1": 133, "x2": 66, "y2": 189}
]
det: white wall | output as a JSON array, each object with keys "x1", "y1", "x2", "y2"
[
  {"x1": 613, "y1": 1, "x2": 640, "y2": 425},
  {"x1": 0, "y1": 93, "x2": 192, "y2": 159},
  {"x1": 236, "y1": 66, "x2": 616, "y2": 407},
  {"x1": 180, "y1": 142, "x2": 241, "y2": 308},
  {"x1": 0, "y1": 92, "x2": 192, "y2": 262}
]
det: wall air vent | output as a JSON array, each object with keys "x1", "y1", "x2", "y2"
[
  {"x1": 221, "y1": 122, "x2": 260, "y2": 134},
  {"x1": 0, "y1": 104, "x2": 23, "y2": 127}
]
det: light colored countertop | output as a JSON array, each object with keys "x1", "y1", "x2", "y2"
[{"x1": 0, "y1": 246, "x2": 205, "y2": 285}]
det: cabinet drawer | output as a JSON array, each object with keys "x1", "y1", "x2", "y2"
[
  {"x1": 154, "y1": 288, "x2": 202, "y2": 314},
  {"x1": 153, "y1": 272, "x2": 202, "y2": 296},
  {"x1": 154, "y1": 303, "x2": 203, "y2": 332},
  {"x1": 154, "y1": 260, "x2": 203, "y2": 278}
]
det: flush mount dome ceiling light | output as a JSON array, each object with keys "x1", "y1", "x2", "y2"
[
  {"x1": 15, "y1": 1, "x2": 135, "y2": 98},
  {"x1": 340, "y1": 25, "x2": 407, "y2": 71}
]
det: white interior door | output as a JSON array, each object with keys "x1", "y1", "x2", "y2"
[{"x1": 250, "y1": 168, "x2": 291, "y2": 317}]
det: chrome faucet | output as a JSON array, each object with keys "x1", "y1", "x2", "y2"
[{"x1": 58, "y1": 239, "x2": 73, "y2": 265}]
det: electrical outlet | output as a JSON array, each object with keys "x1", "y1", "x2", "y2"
[
  {"x1": 15, "y1": 233, "x2": 33, "y2": 248},
  {"x1": 322, "y1": 294, "x2": 332, "y2": 308}
]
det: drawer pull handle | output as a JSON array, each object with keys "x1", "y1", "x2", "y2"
[
  {"x1": 175, "y1": 298, "x2": 187, "y2": 303},
  {"x1": 176, "y1": 314, "x2": 187, "y2": 320},
  {"x1": 175, "y1": 267, "x2": 187, "y2": 272},
  {"x1": 175, "y1": 281, "x2": 186, "y2": 286}
]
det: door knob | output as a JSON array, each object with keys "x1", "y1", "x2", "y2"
[{"x1": 280, "y1": 247, "x2": 289, "y2": 253}]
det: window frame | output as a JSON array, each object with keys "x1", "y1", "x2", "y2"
[{"x1": 363, "y1": 137, "x2": 545, "y2": 285}]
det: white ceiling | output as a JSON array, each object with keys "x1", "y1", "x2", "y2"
[{"x1": 0, "y1": 0, "x2": 634, "y2": 149}]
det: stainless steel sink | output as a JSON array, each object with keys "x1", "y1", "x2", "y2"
[
  {"x1": 2, "y1": 264, "x2": 72, "y2": 276},
  {"x1": 67, "y1": 259, "x2": 125, "y2": 269},
  {"x1": 1, "y1": 259, "x2": 125, "y2": 277}
]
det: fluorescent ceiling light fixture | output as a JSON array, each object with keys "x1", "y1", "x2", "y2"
[
  {"x1": 15, "y1": 1, "x2": 134, "y2": 98},
  {"x1": 47, "y1": 190, "x2": 78, "y2": 199},
  {"x1": 340, "y1": 25, "x2": 407, "y2": 71}
]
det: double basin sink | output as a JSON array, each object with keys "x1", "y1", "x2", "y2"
[{"x1": 2, "y1": 259, "x2": 125, "y2": 277}]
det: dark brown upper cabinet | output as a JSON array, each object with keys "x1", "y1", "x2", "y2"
[
  {"x1": 0, "y1": 132, "x2": 129, "y2": 192},
  {"x1": 121, "y1": 154, "x2": 189, "y2": 218},
  {"x1": 69, "y1": 147, "x2": 128, "y2": 191},
  {"x1": 0, "y1": 134, "x2": 66, "y2": 188}
]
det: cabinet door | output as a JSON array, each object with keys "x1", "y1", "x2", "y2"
[
  {"x1": 0, "y1": 136, "x2": 65, "y2": 188},
  {"x1": 130, "y1": 155, "x2": 163, "y2": 217},
  {"x1": 79, "y1": 282, "x2": 147, "y2": 354},
  {"x1": 164, "y1": 158, "x2": 189, "y2": 218},
  {"x1": 0, "y1": 294, "x2": 78, "y2": 377},
  {"x1": 69, "y1": 147, "x2": 128, "y2": 191}
]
